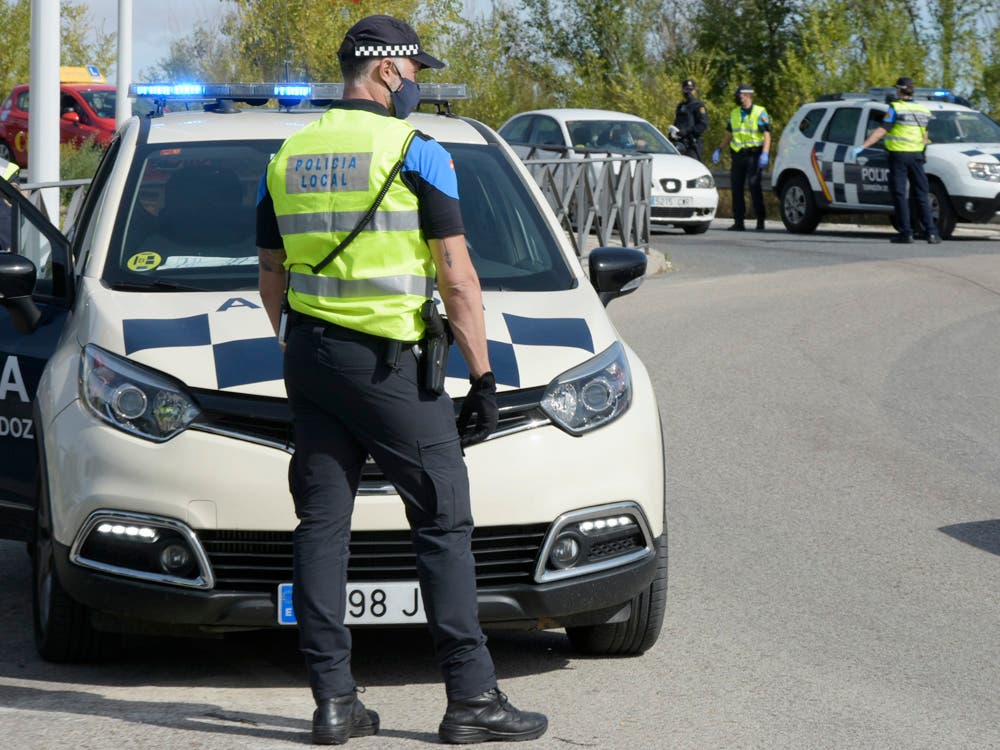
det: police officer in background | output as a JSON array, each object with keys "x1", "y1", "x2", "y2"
[
  {"x1": 712, "y1": 84, "x2": 771, "y2": 231},
  {"x1": 852, "y1": 76, "x2": 940, "y2": 244},
  {"x1": 671, "y1": 79, "x2": 708, "y2": 161},
  {"x1": 256, "y1": 14, "x2": 548, "y2": 746}
]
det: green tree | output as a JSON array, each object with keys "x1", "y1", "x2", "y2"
[
  {"x1": 778, "y1": 0, "x2": 926, "y2": 111},
  {"x1": 435, "y1": 2, "x2": 560, "y2": 127},
  {"x1": 0, "y1": 1, "x2": 115, "y2": 98}
]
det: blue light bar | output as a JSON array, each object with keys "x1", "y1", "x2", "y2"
[
  {"x1": 274, "y1": 84, "x2": 312, "y2": 98},
  {"x1": 132, "y1": 83, "x2": 206, "y2": 97}
]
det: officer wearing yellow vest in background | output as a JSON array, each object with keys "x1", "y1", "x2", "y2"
[
  {"x1": 853, "y1": 76, "x2": 940, "y2": 244},
  {"x1": 0, "y1": 157, "x2": 20, "y2": 252},
  {"x1": 712, "y1": 83, "x2": 772, "y2": 231},
  {"x1": 255, "y1": 13, "x2": 547, "y2": 746}
]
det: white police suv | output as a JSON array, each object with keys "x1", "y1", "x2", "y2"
[
  {"x1": 0, "y1": 83, "x2": 666, "y2": 662},
  {"x1": 772, "y1": 88, "x2": 1000, "y2": 238}
]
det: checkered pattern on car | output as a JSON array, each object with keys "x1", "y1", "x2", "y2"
[
  {"x1": 122, "y1": 307, "x2": 595, "y2": 390},
  {"x1": 812, "y1": 142, "x2": 857, "y2": 204}
]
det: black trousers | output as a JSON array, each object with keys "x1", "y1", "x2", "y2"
[
  {"x1": 681, "y1": 137, "x2": 703, "y2": 162},
  {"x1": 889, "y1": 151, "x2": 936, "y2": 237},
  {"x1": 730, "y1": 148, "x2": 765, "y2": 226},
  {"x1": 283, "y1": 319, "x2": 497, "y2": 703}
]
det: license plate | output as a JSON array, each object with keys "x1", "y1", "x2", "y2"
[
  {"x1": 277, "y1": 582, "x2": 425, "y2": 625},
  {"x1": 652, "y1": 195, "x2": 693, "y2": 207}
]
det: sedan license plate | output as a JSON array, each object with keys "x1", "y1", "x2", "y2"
[
  {"x1": 652, "y1": 195, "x2": 693, "y2": 207},
  {"x1": 277, "y1": 582, "x2": 425, "y2": 625}
]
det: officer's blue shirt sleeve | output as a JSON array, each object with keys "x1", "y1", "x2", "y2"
[
  {"x1": 757, "y1": 109, "x2": 772, "y2": 132},
  {"x1": 401, "y1": 131, "x2": 465, "y2": 239},
  {"x1": 882, "y1": 106, "x2": 898, "y2": 126},
  {"x1": 255, "y1": 172, "x2": 284, "y2": 250}
]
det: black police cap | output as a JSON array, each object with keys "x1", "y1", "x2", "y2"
[
  {"x1": 682, "y1": 79, "x2": 696, "y2": 92},
  {"x1": 894, "y1": 76, "x2": 915, "y2": 93},
  {"x1": 338, "y1": 14, "x2": 445, "y2": 69}
]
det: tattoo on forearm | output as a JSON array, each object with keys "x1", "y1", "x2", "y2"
[{"x1": 258, "y1": 248, "x2": 286, "y2": 273}]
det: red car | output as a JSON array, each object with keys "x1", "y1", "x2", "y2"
[{"x1": 0, "y1": 67, "x2": 118, "y2": 167}]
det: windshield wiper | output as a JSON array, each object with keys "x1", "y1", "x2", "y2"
[{"x1": 107, "y1": 280, "x2": 208, "y2": 292}]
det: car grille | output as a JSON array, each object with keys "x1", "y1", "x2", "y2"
[
  {"x1": 198, "y1": 524, "x2": 549, "y2": 591},
  {"x1": 190, "y1": 387, "x2": 551, "y2": 493},
  {"x1": 651, "y1": 206, "x2": 698, "y2": 219}
]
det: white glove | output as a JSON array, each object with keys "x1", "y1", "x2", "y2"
[{"x1": 668, "y1": 124, "x2": 681, "y2": 140}]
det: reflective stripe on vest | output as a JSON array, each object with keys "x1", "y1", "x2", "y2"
[
  {"x1": 277, "y1": 208, "x2": 421, "y2": 236},
  {"x1": 729, "y1": 104, "x2": 766, "y2": 151},
  {"x1": 289, "y1": 271, "x2": 433, "y2": 299},
  {"x1": 885, "y1": 100, "x2": 930, "y2": 153},
  {"x1": 266, "y1": 108, "x2": 433, "y2": 341}
]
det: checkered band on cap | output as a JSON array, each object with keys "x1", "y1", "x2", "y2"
[{"x1": 354, "y1": 43, "x2": 420, "y2": 58}]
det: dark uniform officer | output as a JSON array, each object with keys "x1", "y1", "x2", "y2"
[
  {"x1": 672, "y1": 79, "x2": 709, "y2": 162},
  {"x1": 713, "y1": 83, "x2": 772, "y2": 231},
  {"x1": 256, "y1": 14, "x2": 548, "y2": 746},
  {"x1": 854, "y1": 76, "x2": 940, "y2": 244}
]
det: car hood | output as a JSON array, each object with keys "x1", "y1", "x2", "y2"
[
  {"x1": 647, "y1": 153, "x2": 712, "y2": 188},
  {"x1": 75, "y1": 279, "x2": 620, "y2": 398},
  {"x1": 927, "y1": 142, "x2": 1000, "y2": 162}
]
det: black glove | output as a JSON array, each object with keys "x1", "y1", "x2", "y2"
[{"x1": 457, "y1": 372, "x2": 498, "y2": 448}]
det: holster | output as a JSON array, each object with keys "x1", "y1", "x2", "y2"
[{"x1": 419, "y1": 299, "x2": 450, "y2": 395}]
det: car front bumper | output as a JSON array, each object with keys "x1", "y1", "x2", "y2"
[{"x1": 54, "y1": 535, "x2": 661, "y2": 633}]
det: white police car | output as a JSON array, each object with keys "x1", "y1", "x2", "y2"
[
  {"x1": 772, "y1": 88, "x2": 1000, "y2": 238},
  {"x1": 0, "y1": 83, "x2": 666, "y2": 662}
]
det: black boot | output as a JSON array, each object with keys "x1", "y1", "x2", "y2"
[
  {"x1": 438, "y1": 688, "x2": 547, "y2": 744},
  {"x1": 312, "y1": 693, "x2": 380, "y2": 745}
]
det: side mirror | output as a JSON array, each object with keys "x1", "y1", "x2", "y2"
[
  {"x1": 61, "y1": 110, "x2": 81, "y2": 124},
  {"x1": 588, "y1": 247, "x2": 647, "y2": 307},
  {"x1": 0, "y1": 253, "x2": 41, "y2": 333}
]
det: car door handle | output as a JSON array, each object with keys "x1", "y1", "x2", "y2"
[{"x1": 856, "y1": 157, "x2": 868, "y2": 165}]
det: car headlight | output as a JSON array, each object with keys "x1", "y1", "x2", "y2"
[
  {"x1": 968, "y1": 161, "x2": 1000, "y2": 182},
  {"x1": 687, "y1": 174, "x2": 715, "y2": 189},
  {"x1": 81, "y1": 344, "x2": 201, "y2": 441},
  {"x1": 540, "y1": 341, "x2": 631, "y2": 435}
]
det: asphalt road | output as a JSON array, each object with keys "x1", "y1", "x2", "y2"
[{"x1": 2, "y1": 220, "x2": 999, "y2": 748}]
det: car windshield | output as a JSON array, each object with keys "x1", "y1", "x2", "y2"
[
  {"x1": 103, "y1": 140, "x2": 574, "y2": 293},
  {"x1": 79, "y1": 89, "x2": 116, "y2": 119},
  {"x1": 568, "y1": 119, "x2": 678, "y2": 155},
  {"x1": 927, "y1": 110, "x2": 1000, "y2": 144}
]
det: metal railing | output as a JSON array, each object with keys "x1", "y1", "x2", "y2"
[
  {"x1": 19, "y1": 178, "x2": 91, "y2": 233},
  {"x1": 518, "y1": 145, "x2": 651, "y2": 256}
]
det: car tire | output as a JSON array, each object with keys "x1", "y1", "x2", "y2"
[
  {"x1": 565, "y1": 534, "x2": 667, "y2": 656},
  {"x1": 682, "y1": 222, "x2": 711, "y2": 235},
  {"x1": 928, "y1": 181, "x2": 956, "y2": 239},
  {"x1": 779, "y1": 175, "x2": 821, "y2": 233},
  {"x1": 32, "y1": 468, "x2": 110, "y2": 662}
]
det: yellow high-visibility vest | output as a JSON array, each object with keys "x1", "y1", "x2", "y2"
[{"x1": 267, "y1": 108, "x2": 433, "y2": 341}]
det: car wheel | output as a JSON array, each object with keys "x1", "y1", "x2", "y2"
[
  {"x1": 0, "y1": 141, "x2": 12, "y2": 163},
  {"x1": 779, "y1": 175, "x2": 820, "y2": 233},
  {"x1": 565, "y1": 534, "x2": 667, "y2": 656},
  {"x1": 32, "y1": 469, "x2": 109, "y2": 662},
  {"x1": 682, "y1": 222, "x2": 711, "y2": 235},
  {"x1": 928, "y1": 182, "x2": 956, "y2": 239}
]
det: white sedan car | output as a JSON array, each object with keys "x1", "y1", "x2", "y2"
[{"x1": 499, "y1": 108, "x2": 718, "y2": 234}]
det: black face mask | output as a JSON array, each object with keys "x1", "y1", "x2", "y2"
[{"x1": 388, "y1": 63, "x2": 421, "y2": 119}]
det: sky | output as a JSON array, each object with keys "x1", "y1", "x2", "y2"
[{"x1": 82, "y1": 0, "x2": 235, "y2": 81}]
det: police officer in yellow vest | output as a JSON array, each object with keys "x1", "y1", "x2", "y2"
[
  {"x1": 712, "y1": 84, "x2": 771, "y2": 231},
  {"x1": 0, "y1": 157, "x2": 19, "y2": 252},
  {"x1": 256, "y1": 14, "x2": 547, "y2": 746},
  {"x1": 853, "y1": 76, "x2": 940, "y2": 244}
]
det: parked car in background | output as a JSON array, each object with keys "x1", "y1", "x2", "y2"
[
  {"x1": 772, "y1": 88, "x2": 1000, "y2": 238},
  {"x1": 499, "y1": 108, "x2": 718, "y2": 234},
  {"x1": 0, "y1": 66, "x2": 117, "y2": 167}
]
